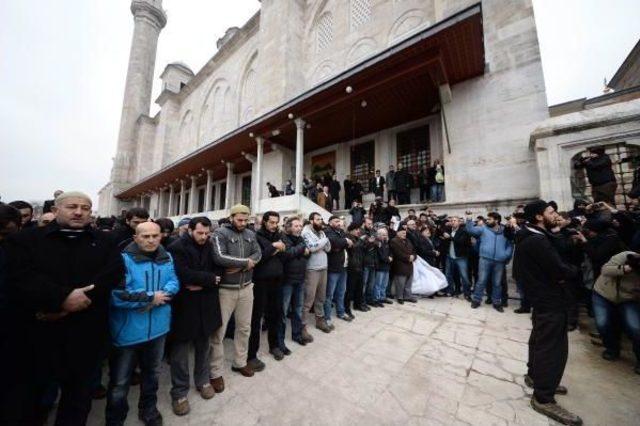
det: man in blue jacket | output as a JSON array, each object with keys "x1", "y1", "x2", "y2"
[
  {"x1": 106, "y1": 221, "x2": 179, "y2": 426},
  {"x1": 465, "y1": 212, "x2": 513, "y2": 312}
]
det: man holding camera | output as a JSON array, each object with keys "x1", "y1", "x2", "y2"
[
  {"x1": 513, "y1": 200, "x2": 582, "y2": 426},
  {"x1": 574, "y1": 146, "x2": 617, "y2": 204}
]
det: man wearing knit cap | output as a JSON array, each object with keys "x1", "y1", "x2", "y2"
[
  {"x1": 513, "y1": 200, "x2": 583, "y2": 425},
  {"x1": 210, "y1": 204, "x2": 261, "y2": 383},
  {"x1": 5, "y1": 191, "x2": 124, "y2": 424}
]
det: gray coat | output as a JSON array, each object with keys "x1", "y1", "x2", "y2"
[{"x1": 212, "y1": 224, "x2": 262, "y2": 288}]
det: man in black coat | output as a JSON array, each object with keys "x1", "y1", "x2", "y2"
[
  {"x1": 369, "y1": 169, "x2": 385, "y2": 198},
  {"x1": 574, "y1": 147, "x2": 617, "y2": 204},
  {"x1": 394, "y1": 163, "x2": 412, "y2": 205},
  {"x1": 513, "y1": 200, "x2": 582, "y2": 426},
  {"x1": 167, "y1": 217, "x2": 222, "y2": 415},
  {"x1": 441, "y1": 217, "x2": 472, "y2": 298},
  {"x1": 343, "y1": 176, "x2": 353, "y2": 209},
  {"x1": 249, "y1": 211, "x2": 286, "y2": 366},
  {"x1": 110, "y1": 207, "x2": 150, "y2": 251},
  {"x1": 5, "y1": 191, "x2": 124, "y2": 425},
  {"x1": 280, "y1": 217, "x2": 311, "y2": 347},
  {"x1": 325, "y1": 216, "x2": 353, "y2": 324}
]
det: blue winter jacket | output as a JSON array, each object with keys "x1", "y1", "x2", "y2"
[
  {"x1": 465, "y1": 220, "x2": 514, "y2": 263},
  {"x1": 110, "y1": 242, "x2": 180, "y2": 347}
]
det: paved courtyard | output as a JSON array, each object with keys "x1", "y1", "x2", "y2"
[{"x1": 85, "y1": 296, "x2": 640, "y2": 425}]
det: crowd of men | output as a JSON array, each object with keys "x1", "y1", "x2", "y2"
[{"x1": 1, "y1": 145, "x2": 639, "y2": 426}]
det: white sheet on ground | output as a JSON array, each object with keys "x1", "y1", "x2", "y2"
[{"x1": 412, "y1": 256, "x2": 448, "y2": 296}]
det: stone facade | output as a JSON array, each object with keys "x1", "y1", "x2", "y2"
[{"x1": 99, "y1": 0, "x2": 549, "y2": 217}]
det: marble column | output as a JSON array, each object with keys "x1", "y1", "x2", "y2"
[
  {"x1": 204, "y1": 170, "x2": 213, "y2": 212},
  {"x1": 294, "y1": 118, "x2": 305, "y2": 195},
  {"x1": 189, "y1": 175, "x2": 198, "y2": 213},
  {"x1": 225, "y1": 162, "x2": 234, "y2": 209},
  {"x1": 167, "y1": 184, "x2": 175, "y2": 217},
  {"x1": 157, "y1": 189, "x2": 165, "y2": 217},
  {"x1": 255, "y1": 136, "x2": 264, "y2": 207},
  {"x1": 179, "y1": 179, "x2": 186, "y2": 216}
]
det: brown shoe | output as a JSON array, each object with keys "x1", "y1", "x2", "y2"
[
  {"x1": 301, "y1": 326, "x2": 314, "y2": 343},
  {"x1": 530, "y1": 398, "x2": 582, "y2": 425},
  {"x1": 315, "y1": 317, "x2": 331, "y2": 333},
  {"x1": 172, "y1": 397, "x2": 190, "y2": 416},
  {"x1": 197, "y1": 383, "x2": 215, "y2": 400},
  {"x1": 209, "y1": 376, "x2": 225, "y2": 393},
  {"x1": 231, "y1": 364, "x2": 255, "y2": 377},
  {"x1": 524, "y1": 374, "x2": 568, "y2": 395}
]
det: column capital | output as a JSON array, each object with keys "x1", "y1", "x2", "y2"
[
  {"x1": 255, "y1": 136, "x2": 265, "y2": 145},
  {"x1": 206, "y1": 169, "x2": 214, "y2": 177},
  {"x1": 226, "y1": 161, "x2": 234, "y2": 170},
  {"x1": 190, "y1": 175, "x2": 197, "y2": 183},
  {"x1": 294, "y1": 118, "x2": 306, "y2": 129}
]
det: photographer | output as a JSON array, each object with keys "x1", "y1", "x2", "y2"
[
  {"x1": 574, "y1": 146, "x2": 617, "y2": 204},
  {"x1": 369, "y1": 197, "x2": 388, "y2": 225},
  {"x1": 592, "y1": 251, "x2": 640, "y2": 375}
]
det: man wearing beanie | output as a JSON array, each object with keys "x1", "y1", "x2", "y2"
[
  {"x1": 513, "y1": 200, "x2": 583, "y2": 425},
  {"x1": 211, "y1": 204, "x2": 261, "y2": 383}
]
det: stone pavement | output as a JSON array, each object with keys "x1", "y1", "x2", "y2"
[{"x1": 85, "y1": 297, "x2": 640, "y2": 425}]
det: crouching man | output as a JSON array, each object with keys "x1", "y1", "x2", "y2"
[{"x1": 106, "y1": 222, "x2": 179, "y2": 426}]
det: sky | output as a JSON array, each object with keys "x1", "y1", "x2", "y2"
[{"x1": 0, "y1": 0, "x2": 638, "y2": 205}]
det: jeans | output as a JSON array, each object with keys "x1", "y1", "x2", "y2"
[
  {"x1": 445, "y1": 256, "x2": 471, "y2": 296},
  {"x1": 374, "y1": 270, "x2": 390, "y2": 301},
  {"x1": 473, "y1": 258, "x2": 505, "y2": 305},
  {"x1": 363, "y1": 267, "x2": 376, "y2": 304},
  {"x1": 170, "y1": 336, "x2": 210, "y2": 400},
  {"x1": 280, "y1": 279, "x2": 305, "y2": 344},
  {"x1": 430, "y1": 184, "x2": 444, "y2": 202},
  {"x1": 592, "y1": 292, "x2": 640, "y2": 362},
  {"x1": 106, "y1": 335, "x2": 165, "y2": 425},
  {"x1": 325, "y1": 271, "x2": 347, "y2": 320}
]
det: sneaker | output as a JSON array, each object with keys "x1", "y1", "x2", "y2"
[
  {"x1": 530, "y1": 397, "x2": 583, "y2": 425},
  {"x1": 363, "y1": 304, "x2": 371, "y2": 311},
  {"x1": 197, "y1": 383, "x2": 215, "y2": 400},
  {"x1": 524, "y1": 374, "x2": 567, "y2": 395},
  {"x1": 209, "y1": 376, "x2": 225, "y2": 393},
  {"x1": 293, "y1": 337, "x2": 307, "y2": 346},
  {"x1": 484, "y1": 298, "x2": 493, "y2": 305},
  {"x1": 232, "y1": 364, "x2": 255, "y2": 377},
  {"x1": 396, "y1": 299, "x2": 404, "y2": 305},
  {"x1": 382, "y1": 298, "x2": 394, "y2": 304},
  {"x1": 470, "y1": 301, "x2": 480, "y2": 309},
  {"x1": 270, "y1": 348, "x2": 285, "y2": 361},
  {"x1": 514, "y1": 307, "x2": 531, "y2": 314},
  {"x1": 172, "y1": 398, "x2": 190, "y2": 416},
  {"x1": 327, "y1": 320, "x2": 336, "y2": 330},
  {"x1": 247, "y1": 358, "x2": 265, "y2": 372},
  {"x1": 281, "y1": 345, "x2": 292, "y2": 356},
  {"x1": 354, "y1": 305, "x2": 367, "y2": 312},
  {"x1": 337, "y1": 314, "x2": 353, "y2": 322},
  {"x1": 346, "y1": 312, "x2": 355, "y2": 320},
  {"x1": 602, "y1": 350, "x2": 620, "y2": 361},
  {"x1": 301, "y1": 326, "x2": 314, "y2": 343},
  {"x1": 493, "y1": 305, "x2": 504, "y2": 313},
  {"x1": 315, "y1": 317, "x2": 332, "y2": 333}
]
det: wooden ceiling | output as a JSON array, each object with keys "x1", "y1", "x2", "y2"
[{"x1": 118, "y1": 3, "x2": 484, "y2": 198}]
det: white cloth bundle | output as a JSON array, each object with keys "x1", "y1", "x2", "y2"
[{"x1": 411, "y1": 256, "x2": 448, "y2": 296}]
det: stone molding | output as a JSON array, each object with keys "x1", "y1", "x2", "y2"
[{"x1": 130, "y1": 0, "x2": 167, "y2": 30}]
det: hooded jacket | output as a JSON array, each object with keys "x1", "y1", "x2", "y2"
[
  {"x1": 110, "y1": 242, "x2": 179, "y2": 347},
  {"x1": 593, "y1": 251, "x2": 640, "y2": 304},
  {"x1": 301, "y1": 224, "x2": 331, "y2": 270},
  {"x1": 513, "y1": 225, "x2": 577, "y2": 312},
  {"x1": 465, "y1": 220, "x2": 513, "y2": 263},
  {"x1": 212, "y1": 223, "x2": 262, "y2": 288}
]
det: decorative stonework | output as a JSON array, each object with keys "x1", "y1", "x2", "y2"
[
  {"x1": 316, "y1": 12, "x2": 334, "y2": 53},
  {"x1": 130, "y1": 0, "x2": 167, "y2": 30},
  {"x1": 388, "y1": 9, "x2": 426, "y2": 45},
  {"x1": 350, "y1": 0, "x2": 372, "y2": 31}
]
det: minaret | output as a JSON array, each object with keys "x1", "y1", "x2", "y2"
[{"x1": 110, "y1": 0, "x2": 166, "y2": 185}]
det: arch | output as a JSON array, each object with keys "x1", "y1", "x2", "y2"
[
  {"x1": 197, "y1": 77, "x2": 230, "y2": 145},
  {"x1": 346, "y1": 37, "x2": 378, "y2": 65},
  {"x1": 387, "y1": 9, "x2": 426, "y2": 45},
  {"x1": 238, "y1": 51, "x2": 258, "y2": 125},
  {"x1": 310, "y1": 59, "x2": 338, "y2": 85},
  {"x1": 179, "y1": 110, "x2": 194, "y2": 153}
]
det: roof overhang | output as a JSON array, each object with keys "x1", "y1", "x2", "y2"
[{"x1": 117, "y1": 3, "x2": 485, "y2": 199}]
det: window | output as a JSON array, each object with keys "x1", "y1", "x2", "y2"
[
  {"x1": 241, "y1": 176, "x2": 252, "y2": 207},
  {"x1": 219, "y1": 184, "x2": 226, "y2": 210},
  {"x1": 316, "y1": 12, "x2": 333, "y2": 53},
  {"x1": 396, "y1": 125, "x2": 430, "y2": 178},
  {"x1": 351, "y1": 0, "x2": 372, "y2": 31},
  {"x1": 571, "y1": 142, "x2": 640, "y2": 209},
  {"x1": 350, "y1": 141, "x2": 375, "y2": 192},
  {"x1": 198, "y1": 188, "x2": 205, "y2": 212},
  {"x1": 183, "y1": 193, "x2": 190, "y2": 213}
]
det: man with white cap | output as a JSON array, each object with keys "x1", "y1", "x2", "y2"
[{"x1": 6, "y1": 191, "x2": 124, "y2": 425}]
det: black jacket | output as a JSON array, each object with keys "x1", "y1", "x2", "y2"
[
  {"x1": 325, "y1": 226, "x2": 349, "y2": 272},
  {"x1": 575, "y1": 154, "x2": 616, "y2": 186},
  {"x1": 6, "y1": 223, "x2": 124, "y2": 374},
  {"x1": 440, "y1": 228, "x2": 471, "y2": 258},
  {"x1": 582, "y1": 230, "x2": 627, "y2": 278},
  {"x1": 349, "y1": 206, "x2": 366, "y2": 226},
  {"x1": 376, "y1": 241, "x2": 392, "y2": 271},
  {"x1": 346, "y1": 234, "x2": 365, "y2": 271},
  {"x1": 361, "y1": 228, "x2": 378, "y2": 268},
  {"x1": 329, "y1": 180, "x2": 341, "y2": 197},
  {"x1": 254, "y1": 228, "x2": 284, "y2": 281},
  {"x1": 167, "y1": 234, "x2": 222, "y2": 341},
  {"x1": 369, "y1": 176, "x2": 385, "y2": 195},
  {"x1": 415, "y1": 234, "x2": 438, "y2": 266},
  {"x1": 110, "y1": 224, "x2": 135, "y2": 251},
  {"x1": 282, "y1": 233, "x2": 308, "y2": 282},
  {"x1": 513, "y1": 225, "x2": 577, "y2": 312},
  {"x1": 395, "y1": 169, "x2": 412, "y2": 192}
]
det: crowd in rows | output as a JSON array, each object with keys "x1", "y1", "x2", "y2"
[{"x1": 1, "y1": 145, "x2": 639, "y2": 426}]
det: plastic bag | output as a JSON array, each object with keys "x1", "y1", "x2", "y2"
[{"x1": 412, "y1": 256, "x2": 448, "y2": 296}]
